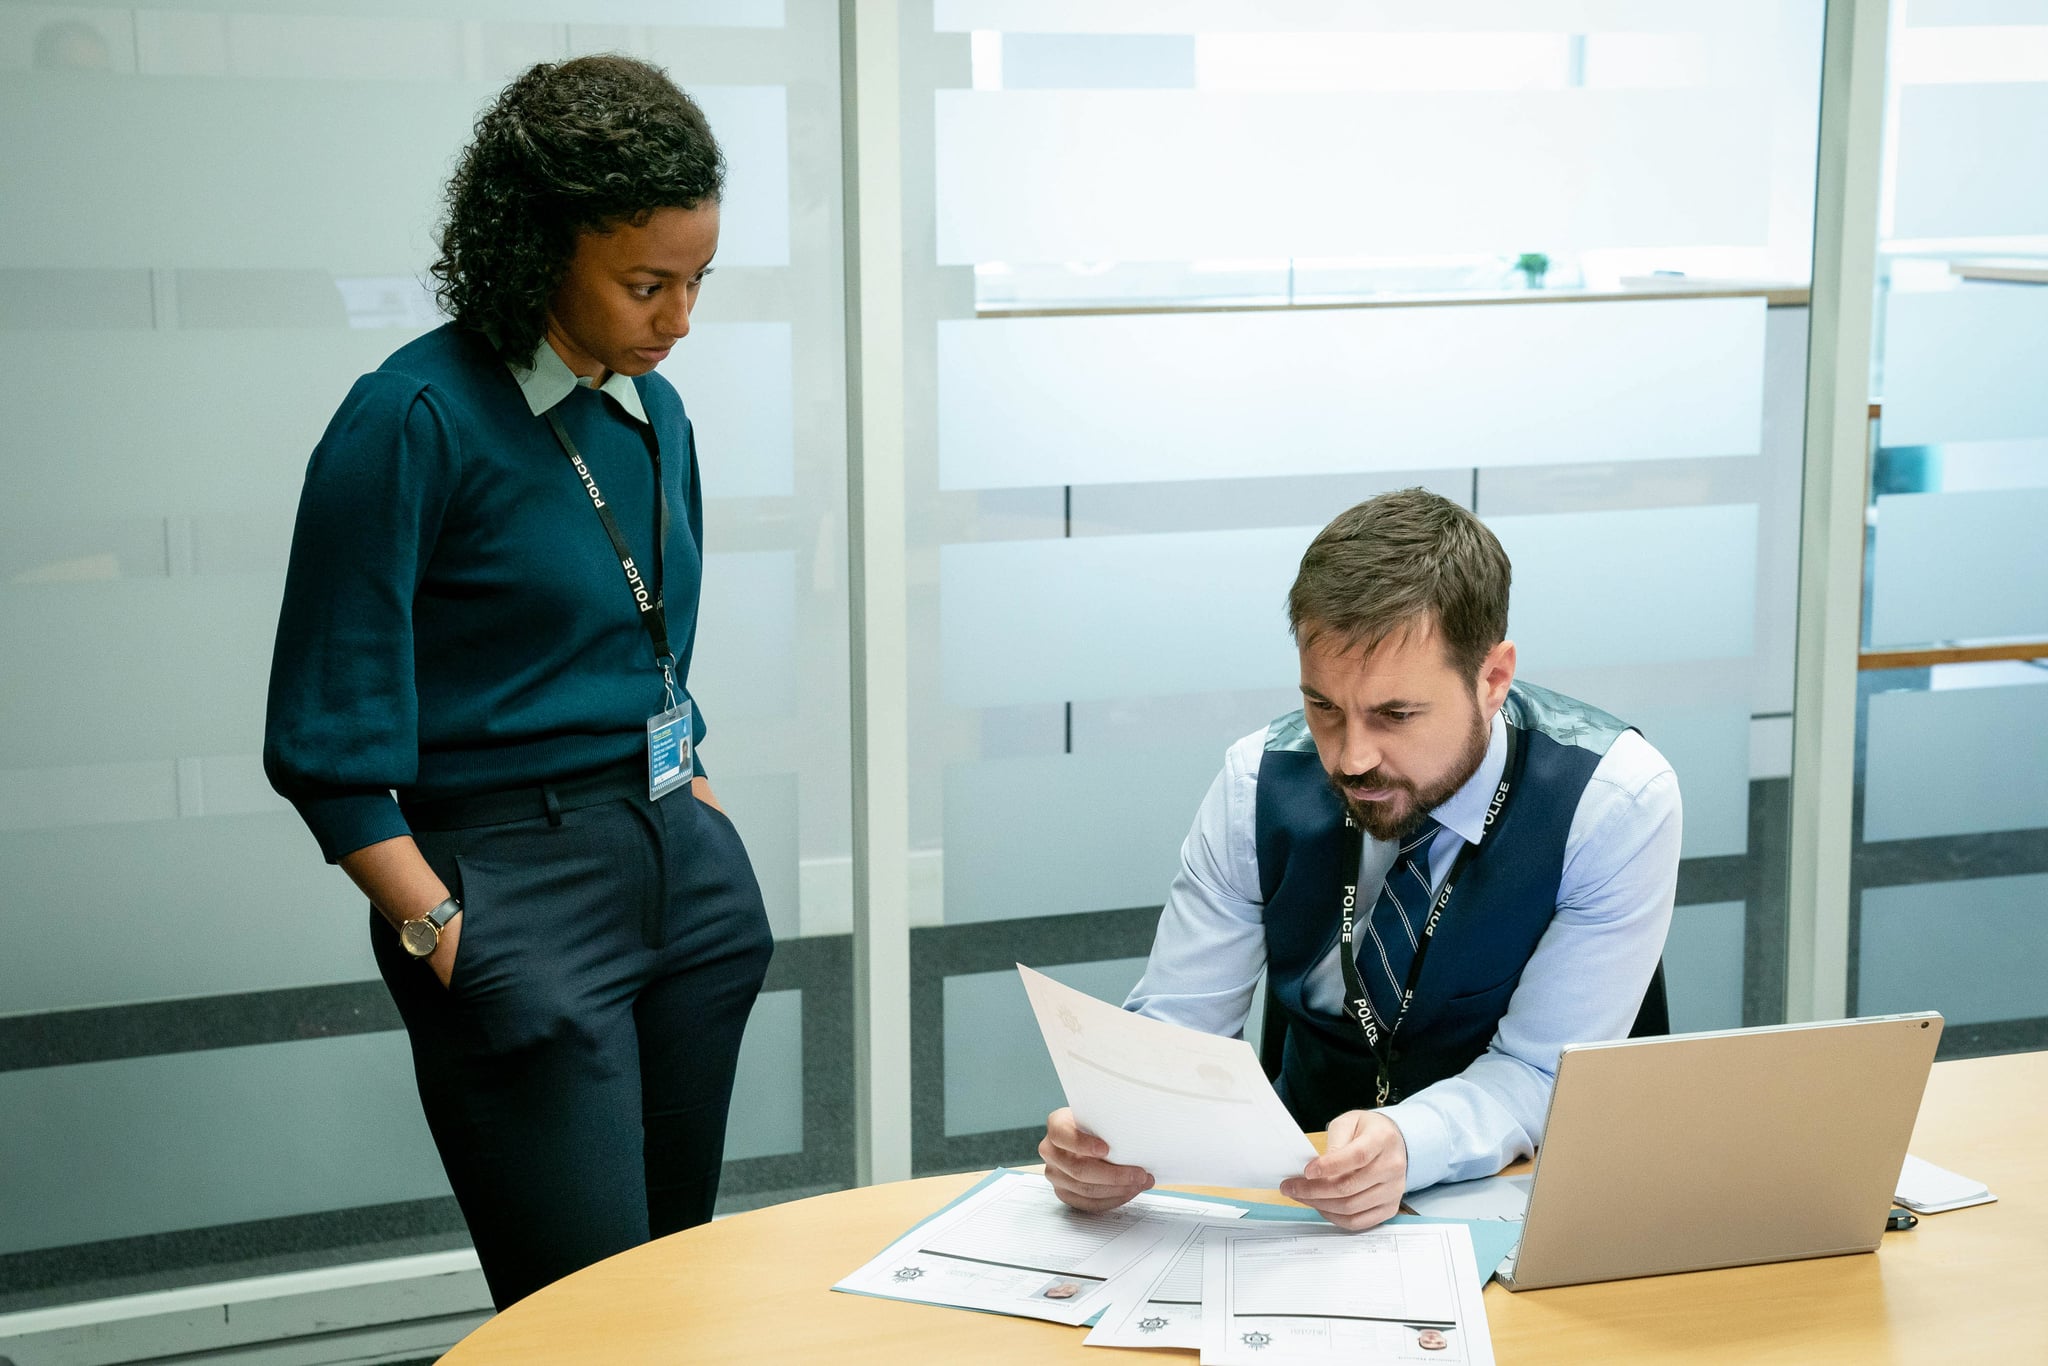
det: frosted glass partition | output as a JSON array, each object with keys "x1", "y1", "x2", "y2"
[
  {"x1": 943, "y1": 749, "x2": 1225, "y2": 924},
  {"x1": 1860, "y1": 875, "x2": 2048, "y2": 1025},
  {"x1": 934, "y1": 2, "x2": 1779, "y2": 38},
  {"x1": 1907, "y1": 0, "x2": 2048, "y2": 23},
  {"x1": 940, "y1": 527, "x2": 1309, "y2": 709},
  {"x1": 1492, "y1": 504, "x2": 1758, "y2": 672},
  {"x1": 1, "y1": 83, "x2": 789, "y2": 270},
  {"x1": 1869, "y1": 490, "x2": 2048, "y2": 647},
  {"x1": 1865, "y1": 684, "x2": 2048, "y2": 841},
  {"x1": 943, "y1": 509, "x2": 1758, "y2": 710},
  {"x1": 1627, "y1": 704, "x2": 1751, "y2": 859},
  {"x1": 943, "y1": 959, "x2": 1149, "y2": 1138},
  {"x1": 694, "y1": 550, "x2": 800, "y2": 720},
  {"x1": 936, "y1": 90, "x2": 1768, "y2": 263},
  {"x1": 937, "y1": 299, "x2": 1766, "y2": 490},
  {"x1": 1663, "y1": 901, "x2": 1746, "y2": 1034},
  {"x1": 1881, "y1": 289, "x2": 2048, "y2": 446},
  {"x1": 659, "y1": 322, "x2": 797, "y2": 499},
  {"x1": 0, "y1": 1035, "x2": 446, "y2": 1255},
  {"x1": 1892, "y1": 83, "x2": 2048, "y2": 240}
]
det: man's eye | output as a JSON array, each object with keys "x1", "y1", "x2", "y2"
[
  {"x1": 1308, "y1": 698, "x2": 1338, "y2": 713},
  {"x1": 1384, "y1": 711, "x2": 1415, "y2": 723}
]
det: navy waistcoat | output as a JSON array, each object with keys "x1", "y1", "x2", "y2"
[{"x1": 1255, "y1": 681, "x2": 1629, "y2": 1129}]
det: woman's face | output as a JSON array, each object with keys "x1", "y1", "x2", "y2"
[{"x1": 544, "y1": 201, "x2": 720, "y2": 380}]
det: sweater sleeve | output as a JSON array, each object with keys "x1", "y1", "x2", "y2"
[{"x1": 263, "y1": 373, "x2": 459, "y2": 862}]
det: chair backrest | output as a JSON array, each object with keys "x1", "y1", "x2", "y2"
[{"x1": 1256, "y1": 960, "x2": 1672, "y2": 1084}]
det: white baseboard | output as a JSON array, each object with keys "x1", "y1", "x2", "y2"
[{"x1": 0, "y1": 1250, "x2": 491, "y2": 1366}]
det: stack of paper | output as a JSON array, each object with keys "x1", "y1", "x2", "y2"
[
  {"x1": 1896, "y1": 1154, "x2": 1996, "y2": 1214},
  {"x1": 835, "y1": 1171, "x2": 1501, "y2": 1364}
]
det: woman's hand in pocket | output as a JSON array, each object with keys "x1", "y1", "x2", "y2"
[{"x1": 428, "y1": 911, "x2": 464, "y2": 989}]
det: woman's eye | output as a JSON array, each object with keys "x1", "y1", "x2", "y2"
[{"x1": 633, "y1": 284, "x2": 660, "y2": 299}]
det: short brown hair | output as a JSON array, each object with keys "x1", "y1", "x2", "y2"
[{"x1": 1287, "y1": 488, "x2": 1511, "y2": 679}]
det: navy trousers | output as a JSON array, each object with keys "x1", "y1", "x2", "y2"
[{"x1": 371, "y1": 785, "x2": 773, "y2": 1309}]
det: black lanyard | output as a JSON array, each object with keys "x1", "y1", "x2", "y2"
[
  {"x1": 544, "y1": 407, "x2": 674, "y2": 669},
  {"x1": 1337, "y1": 722, "x2": 1520, "y2": 1107}
]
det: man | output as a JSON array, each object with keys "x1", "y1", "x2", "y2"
[{"x1": 1039, "y1": 489, "x2": 1680, "y2": 1230}]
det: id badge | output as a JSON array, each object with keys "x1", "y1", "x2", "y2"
[{"x1": 645, "y1": 699, "x2": 693, "y2": 801}]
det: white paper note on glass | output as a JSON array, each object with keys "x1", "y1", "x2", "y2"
[
  {"x1": 1019, "y1": 964, "x2": 1320, "y2": 1188},
  {"x1": 833, "y1": 1170, "x2": 1187, "y2": 1326},
  {"x1": 1201, "y1": 1222, "x2": 1496, "y2": 1366}
]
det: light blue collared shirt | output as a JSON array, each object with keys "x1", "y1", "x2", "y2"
[
  {"x1": 1125, "y1": 707, "x2": 1682, "y2": 1192},
  {"x1": 508, "y1": 339, "x2": 650, "y2": 424}
]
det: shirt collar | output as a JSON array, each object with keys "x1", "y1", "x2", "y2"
[
  {"x1": 508, "y1": 338, "x2": 649, "y2": 425},
  {"x1": 1429, "y1": 707, "x2": 1509, "y2": 847}
]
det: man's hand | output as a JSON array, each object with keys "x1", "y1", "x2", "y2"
[
  {"x1": 1038, "y1": 1107, "x2": 1153, "y2": 1213},
  {"x1": 1279, "y1": 1109, "x2": 1408, "y2": 1231}
]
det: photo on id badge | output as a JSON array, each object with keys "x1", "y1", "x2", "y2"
[{"x1": 646, "y1": 700, "x2": 692, "y2": 800}]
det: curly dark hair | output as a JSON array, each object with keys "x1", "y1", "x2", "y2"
[{"x1": 430, "y1": 54, "x2": 725, "y2": 360}]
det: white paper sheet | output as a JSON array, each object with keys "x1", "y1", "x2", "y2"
[
  {"x1": 1200, "y1": 1222, "x2": 1496, "y2": 1366},
  {"x1": 1085, "y1": 1223, "x2": 1213, "y2": 1349},
  {"x1": 834, "y1": 1170, "x2": 1207, "y2": 1326},
  {"x1": 1019, "y1": 964, "x2": 1320, "y2": 1187},
  {"x1": 1403, "y1": 1174, "x2": 1531, "y2": 1222},
  {"x1": 1896, "y1": 1153, "x2": 1997, "y2": 1214}
]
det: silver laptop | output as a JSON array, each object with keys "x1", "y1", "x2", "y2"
[{"x1": 1495, "y1": 1012, "x2": 1943, "y2": 1291}]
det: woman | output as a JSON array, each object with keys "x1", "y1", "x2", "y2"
[{"x1": 263, "y1": 55, "x2": 772, "y2": 1310}]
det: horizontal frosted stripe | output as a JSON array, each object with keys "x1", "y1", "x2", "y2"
[
  {"x1": 942, "y1": 509, "x2": 1757, "y2": 708},
  {"x1": 941, "y1": 527, "x2": 1307, "y2": 708},
  {"x1": 939, "y1": 300, "x2": 1766, "y2": 490},
  {"x1": 715, "y1": 773, "x2": 801, "y2": 941},
  {"x1": 0, "y1": 81, "x2": 787, "y2": 270},
  {"x1": 1907, "y1": 0, "x2": 2048, "y2": 25},
  {"x1": 0, "y1": 812, "x2": 379, "y2": 1014},
  {"x1": 936, "y1": 1, "x2": 1775, "y2": 34},
  {"x1": 658, "y1": 322, "x2": 796, "y2": 499},
  {"x1": 1869, "y1": 490, "x2": 2048, "y2": 646},
  {"x1": 943, "y1": 958, "x2": 1149, "y2": 1138},
  {"x1": 1664, "y1": 901, "x2": 1745, "y2": 1034},
  {"x1": 1493, "y1": 504, "x2": 1758, "y2": 673},
  {"x1": 943, "y1": 749, "x2": 1223, "y2": 924},
  {"x1": 693, "y1": 550, "x2": 798, "y2": 722},
  {"x1": 0, "y1": 1033, "x2": 445, "y2": 1255},
  {"x1": 1860, "y1": 875, "x2": 2048, "y2": 1025},
  {"x1": 0, "y1": 755, "x2": 286, "y2": 834},
  {"x1": 1893, "y1": 84, "x2": 2048, "y2": 240},
  {"x1": 725, "y1": 989, "x2": 803, "y2": 1161},
  {"x1": 1, "y1": 549, "x2": 781, "y2": 766},
  {"x1": 1881, "y1": 289, "x2": 2048, "y2": 445},
  {"x1": 936, "y1": 90, "x2": 1768, "y2": 263},
  {"x1": 1630, "y1": 704, "x2": 1751, "y2": 859},
  {"x1": 1865, "y1": 684, "x2": 2048, "y2": 840}
]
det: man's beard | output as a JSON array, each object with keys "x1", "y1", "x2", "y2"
[{"x1": 1327, "y1": 704, "x2": 1491, "y2": 843}]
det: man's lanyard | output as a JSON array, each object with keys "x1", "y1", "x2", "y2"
[
  {"x1": 544, "y1": 407, "x2": 680, "y2": 707},
  {"x1": 1337, "y1": 722, "x2": 1521, "y2": 1108}
]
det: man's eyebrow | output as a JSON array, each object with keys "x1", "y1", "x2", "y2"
[{"x1": 1372, "y1": 699, "x2": 1430, "y2": 713}]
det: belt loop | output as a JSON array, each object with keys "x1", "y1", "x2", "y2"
[{"x1": 543, "y1": 784, "x2": 564, "y2": 827}]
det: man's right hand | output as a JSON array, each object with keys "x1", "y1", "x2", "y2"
[{"x1": 1039, "y1": 1107, "x2": 1153, "y2": 1213}]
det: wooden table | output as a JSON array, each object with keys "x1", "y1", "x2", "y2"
[{"x1": 442, "y1": 1052, "x2": 2047, "y2": 1363}]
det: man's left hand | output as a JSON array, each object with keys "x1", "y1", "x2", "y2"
[{"x1": 1279, "y1": 1109, "x2": 1408, "y2": 1231}]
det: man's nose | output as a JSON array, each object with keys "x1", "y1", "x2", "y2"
[{"x1": 1337, "y1": 721, "x2": 1382, "y2": 778}]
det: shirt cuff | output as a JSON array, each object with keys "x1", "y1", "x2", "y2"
[
  {"x1": 292, "y1": 791, "x2": 413, "y2": 865},
  {"x1": 1383, "y1": 1098, "x2": 1456, "y2": 1193}
]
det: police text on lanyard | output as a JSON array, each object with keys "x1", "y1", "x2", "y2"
[
  {"x1": 1337, "y1": 723, "x2": 1519, "y2": 1108},
  {"x1": 545, "y1": 408, "x2": 693, "y2": 800}
]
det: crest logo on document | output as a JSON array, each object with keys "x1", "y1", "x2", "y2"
[
  {"x1": 1138, "y1": 1316, "x2": 1171, "y2": 1334},
  {"x1": 1059, "y1": 1005, "x2": 1082, "y2": 1034},
  {"x1": 1241, "y1": 1331, "x2": 1273, "y2": 1350},
  {"x1": 892, "y1": 1265, "x2": 925, "y2": 1282}
]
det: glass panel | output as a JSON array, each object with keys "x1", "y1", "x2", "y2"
[
  {"x1": 0, "y1": 0, "x2": 850, "y2": 1310},
  {"x1": 1891, "y1": 84, "x2": 2048, "y2": 240},
  {"x1": 1869, "y1": 490, "x2": 2048, "y2": 646},
  {"x1": 1881, "y1": 288, "x2": 2048, "y2": 445},
  {"x1": 1864, "y1": 680, "x2": 2048, "y2": 841},
  {"x1": 902, "y1": 1, "x2": 1819, "y2": 1177},
  {"x1": 938, "y1": 299, "x2": 1766, "y2": 489},
  {"x1": 1859, "y1": 875, "x2": 2048, "y2": 1025}
]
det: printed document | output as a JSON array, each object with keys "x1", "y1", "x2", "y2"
[
  {"x1": 1085, "y1": 1222, "x2": 1213, "y2": 1348},
  {"x1": 1200, "y1": 1221, "x2": 1495, "y2": 1365},
  {"x1": 833, "y1": 1170, "x2": 1236, "y2": 1326},
  {"x1": 1020, "y1": 964, "x2": 1320, "y2": 1187}
]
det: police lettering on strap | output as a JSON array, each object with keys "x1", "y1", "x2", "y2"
[
  {"x1": 1336, "y1": 723, "x2": 1520, "y2": 1108},
  {"x1": 544, "y1": 408, "x2": 693, "y2": 800}
]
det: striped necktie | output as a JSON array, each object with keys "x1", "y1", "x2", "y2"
[{"x1": 1357, "y1": 817, "x2": 1443, "y2": 1026}]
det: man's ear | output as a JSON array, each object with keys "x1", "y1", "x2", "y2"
[{"x1": 1478, "y1": 639, "x2": 1516, "y2": 716}]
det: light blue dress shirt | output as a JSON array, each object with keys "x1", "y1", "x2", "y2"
[{"x1": 1124, "y1": 706, "x2": 1682, "y2": 1192}]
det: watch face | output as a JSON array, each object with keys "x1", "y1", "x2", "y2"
[{"x1": 399, "y1": 917, "x2": 440, "y2": 958}]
